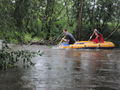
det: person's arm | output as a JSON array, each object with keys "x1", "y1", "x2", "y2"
[
  {"x1": 62, "y1": 38, "x2": 69, "y2": 42},
  {"x1": 62, "y1": 35, "x2": 70, "y2": 42},
  {"x1": 94, "y1": 29, "x2": 99, "y2": 38}
]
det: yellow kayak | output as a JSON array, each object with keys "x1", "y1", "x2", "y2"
[{"x1": 59, "y1": 41, "x2": 115, "y2": 49}]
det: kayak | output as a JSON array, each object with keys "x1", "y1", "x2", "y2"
[{"x1": 59, "y1": 41, "x2": 115, "y2": 49}]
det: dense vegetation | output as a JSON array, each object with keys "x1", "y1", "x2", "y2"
[{"x1": 0, "y1": 0, "x2": 120, "y2": 44}]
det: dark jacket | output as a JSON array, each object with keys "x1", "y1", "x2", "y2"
[{"x1": 65, "y1": 32, "x2": 76, "y2": 44}]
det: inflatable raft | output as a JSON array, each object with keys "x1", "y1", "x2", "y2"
[{"x1": 59, "y1": 41, "x2": 115, "y2": 49}]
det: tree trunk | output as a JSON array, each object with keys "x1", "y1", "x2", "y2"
[
  {"x1": 43, "y1": 0, "x2": 55, "y2": 40},
  {"x1": 74, "y1": 0, "x2": 84, "y2": 40}
]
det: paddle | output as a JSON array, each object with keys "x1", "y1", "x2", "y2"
[
  {"x1": 88, "y1": 30, "x2": 95, "y2": 41},
  {"x1": 88, "y1": 35, "x2": 93, "y2": 41},
  {"x1": 58, "y1": 36, "x2": 65, "y2": 46}
]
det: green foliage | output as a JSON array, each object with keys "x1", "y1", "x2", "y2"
[
  {"x1": 0, "y1": 41, "x2": 42, "y2": 70},
  {"x1": 0, "y1": 0, "x2": 119, "y2": 43}
]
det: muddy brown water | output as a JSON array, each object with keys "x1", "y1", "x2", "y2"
[{"x1": 0, "y1": 45, "x2": 120, "y2": 90}]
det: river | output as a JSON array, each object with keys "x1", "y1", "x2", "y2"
[{"x1": 0, "y1": 45, "x2": 120, "y2": 90}]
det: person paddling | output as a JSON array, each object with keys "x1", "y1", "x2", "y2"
[
  {"x1": 90, "y1": 28, "x2": 104, "y2": 43},
  {"x1": 62, "y1": 29, "x2": 76, "y2": 44}
]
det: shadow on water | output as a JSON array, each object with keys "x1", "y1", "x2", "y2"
[{"x1": 0, "y1": 45, "x2": 120, "y2": 90}]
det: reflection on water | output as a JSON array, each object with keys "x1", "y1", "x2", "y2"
[{"x1": 0, "y1": 45, "x2": 120, "y2": 90}]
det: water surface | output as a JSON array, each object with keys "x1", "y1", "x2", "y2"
[{"x1": 0, "y1": 45, "x2": 120, "y2": 90}]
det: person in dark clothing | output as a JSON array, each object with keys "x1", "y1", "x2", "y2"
[{"x1": 62, "y1": 29, "x2": 76, "y2": 44}]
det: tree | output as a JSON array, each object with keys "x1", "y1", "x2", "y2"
[
  {"x1": 42, "y1": 0, "x2": 55, "y2": 40},
  {"x1": 72, "y1": 0, "x2": 85, "y2": 40}
]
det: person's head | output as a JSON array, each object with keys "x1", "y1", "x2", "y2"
[
  {"x1": 94, "y1": 28, "x2": 97, "y2": 32},
  {"x1": 94, "y1": 27, "x2": 101, "y2": 31},
  {"x1": 94, "y1": 28, "x2": 101, "y2": 34},
  {"x1": 63, "y1": 29, "x2": 68, "y2": 34},
  {"x1": 94, "y1": 28, "x2": 97, "y2": 31}
]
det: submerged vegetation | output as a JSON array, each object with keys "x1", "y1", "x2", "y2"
[{"x1": 0, "y1": 41, "x2": 42, "y2": 69}]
